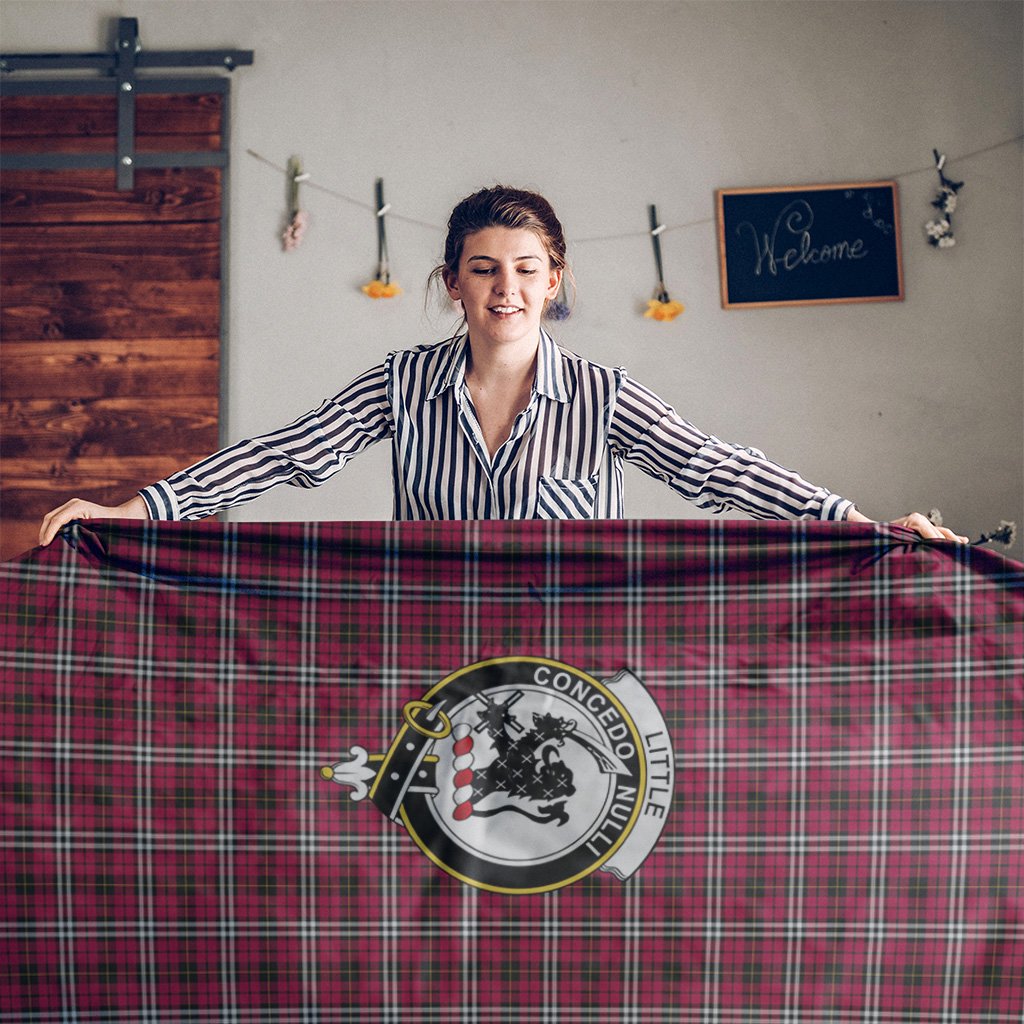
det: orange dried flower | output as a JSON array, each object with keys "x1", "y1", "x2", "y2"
[
  {"x1": 361, "y1": 279, "x2": 402, "y2": 299},
  {"x1": 643, "y1": 299, "x2": 685, "y2": 322}
]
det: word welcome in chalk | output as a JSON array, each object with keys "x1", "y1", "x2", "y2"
[{"x1": 735, "y1": 200, "x2": 868, "y2": 277}]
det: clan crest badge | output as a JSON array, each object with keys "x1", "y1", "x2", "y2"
[{"x1": 321, "y1": 657, "x2": 674, "y2": 894}]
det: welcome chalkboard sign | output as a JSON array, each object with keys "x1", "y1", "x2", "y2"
[{"x1": 716, "y1": 181, "x2": 904, "y2": 309}]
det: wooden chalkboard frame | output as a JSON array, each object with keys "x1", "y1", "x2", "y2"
[{"x1": 716, "y1": 181, "x2": 904, "y2": 310}]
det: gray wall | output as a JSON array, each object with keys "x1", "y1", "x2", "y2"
[{"x1": 3, "y1": 0, "x2": 1022, "y2": 552}]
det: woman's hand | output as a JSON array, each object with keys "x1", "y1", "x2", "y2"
[
  {"x1": 39, "y1": 495, "x2": 150, "y2": 548},
  {"x1": 847, "y1": 508, "x2": 968, "y2": 543}
]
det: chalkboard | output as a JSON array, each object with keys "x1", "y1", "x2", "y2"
[{"x1": 716, "y1": 181, "x2": 904, "y2": 309}]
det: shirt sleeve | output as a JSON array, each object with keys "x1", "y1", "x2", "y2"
[
  {"x1": 139, "y1": 360, "x2": 394, "y2": 520},
  {"x1": 607, "y1": 374, "x2": 855, "y2": 521}
]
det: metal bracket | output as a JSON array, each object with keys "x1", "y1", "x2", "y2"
[
  {"x1": 1, "y1": 16, "x2": 254, "y2": 191},
  {"x1": 116, "y1": 18, "x2": 140, "y2": 189}
]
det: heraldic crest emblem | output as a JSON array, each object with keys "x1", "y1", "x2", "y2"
[{"x1": 321, "y1": 657, "x2": 674, "y2": 893}]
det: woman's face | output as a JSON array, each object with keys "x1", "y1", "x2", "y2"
[{"x1": 445, "y1": 227, "x2": 561, "y2": 350}]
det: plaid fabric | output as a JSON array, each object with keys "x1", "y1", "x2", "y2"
[{"x1": 1, "y1": 518, "x2": 1022, "y2": 1023}]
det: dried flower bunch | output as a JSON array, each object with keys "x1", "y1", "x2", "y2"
[
  {"x1": 975, "y1": 521, "x2": 1017, "y2": 548},
  {"x1": 362, "y1": 279, "x2": 402, "y2": 299},
  {"x1": 932, "y1": 510, "x2": 1017, "y2": 548},
  {"x1": 282, "y1": 156, "x2": 309, "y2": 252},
  {"x1": 644, "y1": 204, "x2": 685, "y2": 323},
  {"x1": 925, "y1": 150, "x2": 963, "y2": 249},
  {"x1": 546, "y1": 277, "x2": 572, "y2": 322},
  {"x1": 363, "y1": 178, "x2": 401, "y2": 299},
  {"x1": 644, "y1": 297, "x2": 685, "y2": 322}
]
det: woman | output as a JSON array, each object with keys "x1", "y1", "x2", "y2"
[{"x1": 39, "y1": 186, "x2": 966, "y2": 545}]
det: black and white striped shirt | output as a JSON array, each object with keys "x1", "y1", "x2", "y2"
[{"x1": 140, "y1": 331, "x2": 854, "y2": 522}]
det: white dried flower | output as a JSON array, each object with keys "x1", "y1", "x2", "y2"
[
  {"x1": 976, "y1": 521, "x2": 1017, "y2": 547},
  {"x1": 927, "y1": 153, "x2": 963, "y2": 253}
]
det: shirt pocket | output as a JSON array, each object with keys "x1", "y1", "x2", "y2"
[{"x1": 535, "y1": 475, "x2": 599, "y2": 519}]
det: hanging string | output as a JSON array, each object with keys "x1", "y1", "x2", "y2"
[
  {"x1": 246, "y1": 149, "x2": 440, "y2": 231},
  {"x1": 246, "y1": 133, "x2": 1023, "y2": 246}
]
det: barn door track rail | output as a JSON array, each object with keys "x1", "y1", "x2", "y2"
[{"x1": 1, "y1": 17, "x2": 253, "y2": 189}]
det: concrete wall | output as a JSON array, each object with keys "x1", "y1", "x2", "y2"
[{"x1": 3, "y1": 0, "x2": 1021, "y2": 551}]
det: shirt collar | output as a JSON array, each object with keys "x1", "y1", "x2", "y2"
[
  {"x1": 425, "y1": 334, "x2": 469, "y2": 400},
  {"x1": 535, "y1": 328, "x2": 571, "y2": 403},
  {"x1": 426, "y1": 330, "x2": 570, "y2": 403}
]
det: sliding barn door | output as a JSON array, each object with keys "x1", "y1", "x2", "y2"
[{"x1": 1, "y1": 89, "x2": 225, "y2": 560}]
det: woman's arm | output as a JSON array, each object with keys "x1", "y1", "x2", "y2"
[
  {"x1": 610, "y1": 375, "x2": 968, "y2": 541},
  {"x1": 609, "y1": 375, "x2": 853, "y2": 520},
  {"x1": 37, "y1": 360, "x2": 394, "y2": 545},
  {"x1": 143, "y1": 362, "x2": 393, "y2": 520}
]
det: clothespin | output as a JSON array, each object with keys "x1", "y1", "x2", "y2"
[
  {"x1": 288, "y1": 156, "x2": 310, "y2": 217},
  {"x1": 932, "y1": 149, "x2": 964, "y2": 193}
]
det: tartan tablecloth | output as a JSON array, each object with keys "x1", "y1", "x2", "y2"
[{"x1": 1, "y1": 518, "x2": 1022, "y2": 1023}]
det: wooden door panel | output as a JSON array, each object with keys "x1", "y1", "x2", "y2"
[
  {"x1": 0, "y1": 93, "x2": 223, "y2": 139},
  {"x1": 0, "y1": 222, "x2": 220, "y2": 283},
  {"x1": 2, "y1": 398, "x2": 218, "y2": 459},
  {"x1": 2, "y1": 279, "x2": 220, "y2": 340},
  {"x1": 2, "y1": 134, "x2": 224, "y2": 155},
  {"x1": 1, "y1": 168, "x2": 222, "y2": 224},
  {"x1": 1, "y1": 339, "x2": 219, "y2": 398},
  {"x1": 3, "y1": 456, "x2": 200, "y2": 517},
  {"x1": 0, "y1": 91, "x2": 223, "y2": 559}
]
